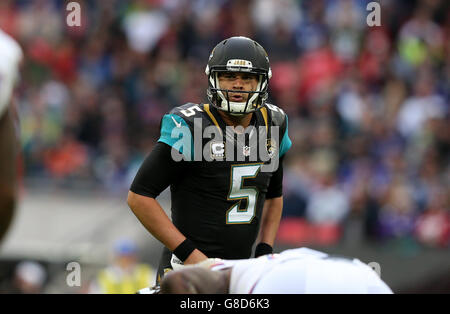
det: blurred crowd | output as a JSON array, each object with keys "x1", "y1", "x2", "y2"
[
  {"x1": 0, "y1": 238, "x2": 154, "y2": 294},
  {"x1": 0, "y1": 0, "x2": 448, "y2": 248}
]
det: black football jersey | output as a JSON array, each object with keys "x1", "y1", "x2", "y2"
[{"x1": 133, "y1": 103, "x2": 291, "y2": 259}]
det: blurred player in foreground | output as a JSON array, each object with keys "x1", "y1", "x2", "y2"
[
  {"x1": 140, "y1": 247, "x2": 392, "y2": 294},
  {"x1": 0, "y1": 28, "x2": 23, "y2": 244}
]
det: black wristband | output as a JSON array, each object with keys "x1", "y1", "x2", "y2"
[
  {"x1": 173, "y1": 239, "x2": 196, "y2": 262},
  {"x1": 255, "y1": 242, "x2": 273, "y2": 258}
]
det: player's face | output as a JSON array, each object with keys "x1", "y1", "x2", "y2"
[{"x1": 218, "y1": 72, "x2": 259, "y2": 103}]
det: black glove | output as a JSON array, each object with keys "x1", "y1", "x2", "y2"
[{"x1": 255, "y1": 242, "x2": 273, "y2": 258}]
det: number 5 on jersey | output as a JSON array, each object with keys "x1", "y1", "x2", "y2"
[
  {"x1": 227, "y1": 164, "x2": 262, "y2": 224},
  {"x1": 180, "y1": 105, "x2": 203, "y2": 117}
]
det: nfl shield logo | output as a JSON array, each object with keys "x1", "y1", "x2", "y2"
[{"x1": 243, "y1": 146, "x2": 251, "y2": 157}]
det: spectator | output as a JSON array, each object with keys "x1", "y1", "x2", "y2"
[
  {"x1": 415, "y1": 187, "x2": 450, "y2": 248},
  {"x1": 89, "y1": 239, "x2": 155, "y2": 294},
  {"x1": 10, "y1": 261, "x2": 47, "y2": 294}
]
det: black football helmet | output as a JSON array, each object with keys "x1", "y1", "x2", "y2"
[{"x1": 205, "y1": 36, "x2": 272, "y2": 115}]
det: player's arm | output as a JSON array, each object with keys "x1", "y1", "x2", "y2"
[
  {"x1": 256, "y1": 110, "x2": 292, "y2": 257},
  {"x1": 127, "y1": 138, "x2": 207, "y2": 264},
  {"x1": 127, "y1": 190, "x2": 207, "y2": 264},
  {"x1": 0, "y1": 35, "x2": 23, "y2": 243},
  {"x1": 160, "y1": 266, "x2": 230, "y2": 294},
  {"x1": 258, "y1": 196, "x2": 283, "y2": 247},
  {"x1": 0, "y1": 107, "x2": 17, "y2": 242},
  {"x1": 255, "y1": 155, "x2": 285, "y2": 257}
]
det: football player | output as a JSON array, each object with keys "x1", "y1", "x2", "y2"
[
  {"x1": 158, "y1": 247, "x2": 393, "y2": 294},
  {"x1": 127, "y1": 36, "x2": 292, "y2": 283},
  {"x1": 0, "y1": 28, "x2": 23, "y2": 243}
]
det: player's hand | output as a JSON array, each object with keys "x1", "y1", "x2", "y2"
[{"x1": 184, "y1": 249, "x2": 208, "y2": 265}]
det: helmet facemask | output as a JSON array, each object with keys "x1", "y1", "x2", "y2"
[{"x1": 206, "y1": 69, "x2": 270, "y2": 116}]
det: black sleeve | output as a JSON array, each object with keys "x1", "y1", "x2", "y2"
[
  {"x1": 265, "y1": 157, "x2": 284, "y2": 199},
  {"x1": 130, "y1": 142, "x2": 186, "y2": 198}
]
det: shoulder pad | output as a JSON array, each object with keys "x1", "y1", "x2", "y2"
[
  {"x1": 264, "y1": 103, "x2": 291, "y2": 158},
  {"x1": 158, "y1": 106, "x2": 195, "y2": 161},
  {"x1": 169, "y1": 103, "x2": 205, "y2": 124},
  {"x1": 264, "y1": 103, "x2": 287, "y2": 127}
]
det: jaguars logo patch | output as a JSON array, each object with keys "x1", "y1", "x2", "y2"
[{"x1": 267, "y1": 139, "x2": 277, "y2": 159}]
